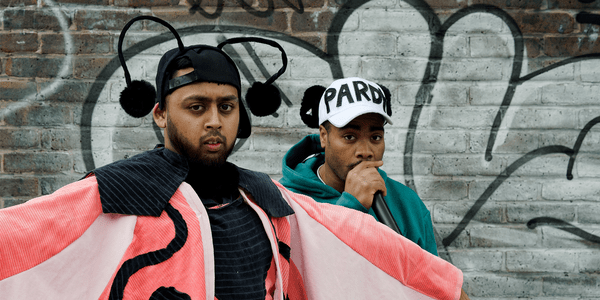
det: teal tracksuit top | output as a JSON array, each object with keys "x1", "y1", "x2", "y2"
[{"x1": 280, "y1": 134, "x2": 438, "y2": 255}]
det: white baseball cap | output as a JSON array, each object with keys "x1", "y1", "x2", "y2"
[{"x1": 318, "y1": 77, "x2": 393, "y2": 127}]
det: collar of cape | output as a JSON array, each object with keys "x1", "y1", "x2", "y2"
[{"x1": 87, "y1": 146, "x2": 294, "y2": 218}]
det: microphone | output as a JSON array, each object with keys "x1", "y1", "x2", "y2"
[{"x1": 372, "y1": 191, "x2": 402, "y2": 235}]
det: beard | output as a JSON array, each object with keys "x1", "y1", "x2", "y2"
[{"x1": 167, "y1": 117, "x2": 234, "y2": 169}]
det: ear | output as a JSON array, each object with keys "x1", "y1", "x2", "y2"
[
  {"x1": 319, "y1": 125, "x2": 328, "y2": 149},
  {"x1": 153, "y1": 103, "x2": 167, "y2": 129}
]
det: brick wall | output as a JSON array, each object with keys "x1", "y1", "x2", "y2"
[{"x1": 2, "y1": 0, "x2": 600, "y2": 297}]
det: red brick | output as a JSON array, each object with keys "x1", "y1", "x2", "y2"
[
  {"x1": 3, "y1": 9, "x2": 71, "y2": 31},
  {"x1": 525, "y1": 36, "x2": 544, "y2": 58},
  {"x1": 3, "y1": 104, "x2": 73, "y2": 126},
  {"x1": 0, "y1": 80, "x2": 37, "y2": 100},
  {"x1": 423, "y1": 0, "x2": 468, "y2": 9},
  {"x1": 219, "y1": 11, "x2": 288, "y2": 32},
  {"x1": 289, "y1": 33, "x2": 324, "y2": 51},
  {"x1": 548, "y1": 0, "x2": 600, "y2": 9},
  {"x1": 0, "y1": 178, "x2": 39, "y2": 197},
  {"x1": 6, "y1": 56, "x2": 70, "y2": 78},
  {"x1": 470, "y1": 0, "x2": 543, "y2": 9},
  {"x1": 4, "y1": 152, "x2": 72, "y2": 173},
  {"x1": 273, "y1": 0, "x2": 326, "y2": 9},
  {"x1": 54, "y1": 0, "x2": 108, "y2": 4},
  {"x1": 0, "y1": 0, "x2": 36, "y2": 6},
  {"x1": 291, "y1": 9, "x2": 334, "y2": 32},
  {"x1": 150, "y1": 7, "x2": 218, "y2": 30},
  {"x1": 114, "y1": 0, "x2": 179, "y2": 6},
  {"x1": 40, "y1": 33, "x2": 112, "y2": 54},
  {"x1": 40, "y1": 175, "x2": 81, "y2": 195},
  {"x1": 74, "y1": 10, "x2": 144, "y2": 31},
  {"x1": 0, "y1": 129, "x2": 40, "y2": 149},
  {"x1": 41, "y1": 129, "x2": 80, "y2": 150},
  {"x1": 510, "y1": 12, "x2": 576, "y2": 34},
  {"x1": 73, "y1": 56, "x2": 113, "y2": 79},
  {"x1": 0, "y1": 32, "x2": 38, "y2": 53},
  {"x1": 544, "y1": 35, "x2": 600, "y2": 57}
]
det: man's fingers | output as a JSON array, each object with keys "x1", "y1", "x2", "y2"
[{"x1": 352, "y1": 160, "x2": 383, "y2": 171}]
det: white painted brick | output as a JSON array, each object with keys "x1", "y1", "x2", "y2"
[
  {"x1": 404, "y1": 155, "x2": 433, "y2": 176},
  {"x1": 442, "y1": 35, "x2": 470, "y2": 58},
  {"x1": 469, "y1": 35, "x2": 515, "y2": 58},
  {"x1": 578, "y1": 203, "x2": 600, "y2": 224},
  {"x1": 337, "y1": 32, "x2": 396, "y2": 55},
  {"x1": 362, "y1": 57, "x2": 428, "y2": 81},
  {"x1": 381, "y1": 153, "x2": 404, "y2": 176},
  {"x1": 432, "y1": 154, "x2": 506, "y2": 176},
  {"x1": 527, "y1": 62, "x2": 575, "y2": 81},
  {"x1": 470, "y1": 81, "x2": 541, "y2": 106},
  {"x1": 541, "y1": 83, "x2": 600, "y2": 105},
  {"x1": 91, "y1": 104, "x2": 143, "y2": 127},
  {"x1": 250, "y1": 106, "x2": 288, "y2": 128},
  {"x1": 428, "y1": 107, "x2": 497, "y2": 129},
  {"x1": 338, "y1": 9, "x2": 359, "y2": 32},
  {"x1": 227, "y1": 151, "x2": 284, "y2": 176},
  {"x1": 251, "y1": 128, "x2": 313, "y2": 152},
  {"x1": 540, "y1": 225, "x2": 600, "y2": 249},
  {"x1": 579, "y1": 109, "x2": 600, "y2": 129},
  {"x1": 463, "y1": 273, "x2": 543, "y2": 297},
  {"x1": 542, "y1": 179, "x2": 600, "y2": 201},
  {"x1": 438, "y1": 58, "x2": 509, "y2": 81},
  {"x1": 397, "y1": 34, "x2": 431, "y2": 58},
  {"x1": 542, "y1": 273, "x2": 600, "y2": 297},
  {"x1": 491, "y1": 131, "x2": 540, "y2": 154},
  {"x1": 468, "y1": 178, "x2": 540, "y2": 201},
  {"x1": 435, "y1": 224, "x2": 470, "y2": 248},
  {"x1": 576, "y1": 154, "x2": 600, "y2": 178},
  {"x1": 112, "y1": 127, "x2": 159, "y2": 150},
  {"x1": 448, "y1": 250, "x2": 503, "y2": 272},
  {"x1": 289, "y1": 56, "x2": 338, "y2": 79},
  {"x1": 578, "y1": 60, "x2": 600, "y2": 83},
  {"x1": 540, "y1": 130, "x2": 599, "y2": 150},
  {"x1": 358, "y1": 0, "x2": 397, "y2": 8},
  {"x1": 433, "y1": 202, "x2": 504, "y2": 224},
  {"x1": 360, "y1": 9, "x2": 429, "y2": 33},
  {"x1": 508, "y1": 108, "x2": 578, "y2": 129},
  {"x1": 413, "y1": 130, "x2": 468, "y2": 153},
  {"x1": 413, "y1": 176, "x2": 468, "y2": 200},
  {"x1": 508, "y1": 154, "x2": 571, "y2": 177},
  {"x1": 445, "y1": 13, "x2": 509, "y2": 35},
  {"x1": 578, "y1": 251, "x2": 600, "y2": 273},
  {"x1": 381, "y1": 128, "x2": 406, "y2": 152},
  {"x1": 469, "y1": 225, "x2": 540, "y2": 248},
  {"x1": 430, "y1": 82, "x2": 469, "y2": 105},
  {"x1": 506, "y1": 203, "x2": 575, "y2": 224},
  {"x1": 506, "y1": 250, "x2": 577, "y2": 272}
]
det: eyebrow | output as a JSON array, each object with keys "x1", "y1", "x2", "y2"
[
  {"x1": 340, "y1": 124, "x2": 384, "y2": 132},
  {"x1": 182, "y1": 95, "x2": 239, "y2": 103}
]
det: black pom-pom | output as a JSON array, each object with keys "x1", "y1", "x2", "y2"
[
  {"x1": 246, "y1": 81, "x2": 281, "y2": 117},
  {"x1": 377, "y1": 83, "x2": 392, "y2": 117},
  {"x1": 300, "y1": 85, "x2": 325, "y2": 129},
  {"x1": 119, "y1": 80, "x2": 156, "y2": 118}
]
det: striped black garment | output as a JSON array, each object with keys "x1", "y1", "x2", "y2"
[{"x1": 201, "y1": 195, "x2": 273, "y2": 300}]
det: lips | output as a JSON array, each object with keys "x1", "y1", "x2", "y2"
[{"x1": 204, "y1": 137, "x2": 223, "y2": 152}]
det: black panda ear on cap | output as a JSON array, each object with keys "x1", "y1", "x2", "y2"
[
  {"x1": 117, "y1": 16, "x2": 185, "y2": 118},
  {"x1": 377, "y1": 83, "x2": 393, "y2": 117},
  {"x1": 218, "y1": 37, "x2": 287, "y2": 117},
  {"x1": 300, "y1": 85, "x2": 326, "y2": 129}
]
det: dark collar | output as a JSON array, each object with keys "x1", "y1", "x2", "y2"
[{"x1": 89, "y1": 146, "x2": 293, "y2": 218}]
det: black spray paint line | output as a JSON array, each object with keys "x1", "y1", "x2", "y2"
[
  {"x1": 442, "y1": 146, "x2": 574, "y2": 247},
  {"x1": 527, "y1": 217, "x2": 600, "y2": 244},
  {"x1": 567, "y1": 116, "x2": 600, "y2": 180},
  {"x1": 81, "y1": 25, "x2": 329, "y2": 171},
  {"x1": 188, "y1": 0, "x2": 224, "y2": 19}
]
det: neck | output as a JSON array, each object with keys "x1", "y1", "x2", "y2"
[
  {"x1": 185, "y1": 161, "x2": 240, "y2": 202},
  {"x1": 318, "y1": 163, "x2": 345, "y2": 193}
]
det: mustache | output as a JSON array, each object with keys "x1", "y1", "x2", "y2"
[{"x1": 199, "y1": 130, "x2": 226, "y2": 144}]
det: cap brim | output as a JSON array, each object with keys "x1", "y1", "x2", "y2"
[{"x1": 327, "y1": 105, "x2": 393, "y2": 128}]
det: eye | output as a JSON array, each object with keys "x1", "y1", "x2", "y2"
[
  {"x1": 190, "y1": 105, "x2": 203, "y2": 111},
  {"x1": 220, "y1": 103, "x2": 234, "y2": 111},
  {"x1": 372, "y1": 135, "x2": 383, "y2": 141},
  {"x1": 343, "y1": 135, "x2": 356, "y2": 141}
]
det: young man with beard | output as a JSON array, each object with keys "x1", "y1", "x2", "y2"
[
  {"x1": 0, "y1": 17, "x2": 466, "y2": 300},
  {"x1": 281, "y1": 77, "x2": 438, "y2": 255}
]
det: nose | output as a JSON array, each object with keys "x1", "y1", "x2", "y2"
[
  {"x1": 355, "y1": 139, "x2": 374, "y2": 161},
  {"x1": 204, "y1": 104, "x2": 222, "y2": 130}
]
